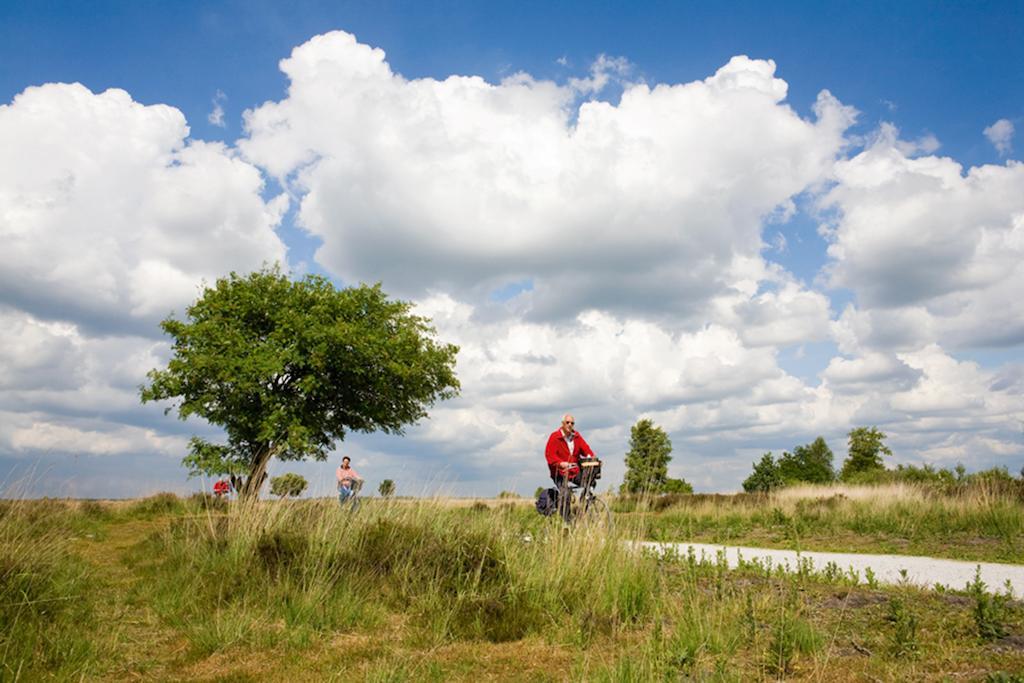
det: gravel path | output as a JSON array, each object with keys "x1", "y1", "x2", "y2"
[{"x1": 640, "y1": 541, "x2": 1024, "y2": 595}]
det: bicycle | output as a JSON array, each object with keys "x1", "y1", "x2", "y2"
[
  {"x1": 554, "y1": 458, "x2": 612, "y2": 529},
  {"x1": 338, "y1": 478, "x2": 363, "y2": 512}
]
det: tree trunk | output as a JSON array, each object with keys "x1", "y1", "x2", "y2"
[{"x1": 239, "y1": 443, "x2": 275, "y2": 501}]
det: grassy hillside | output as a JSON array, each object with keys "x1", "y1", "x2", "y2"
[{"x1": 2, "y1": 491, "x2": 1023, "y2": 680}]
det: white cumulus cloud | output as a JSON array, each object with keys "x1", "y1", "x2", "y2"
[{"x1": 984, "y1": 118, "x2": 1014, "y2": 156}]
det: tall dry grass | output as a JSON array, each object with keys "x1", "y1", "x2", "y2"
[
  {"x1": 5, "y1": 491, "x2": 1023, "y2": 679},
  {"x1": 129, "y1": 495, "x2": 661, "y2": 653},
  {"x1": 0, "y1": 496, "x2": 100, "y2": 679}
]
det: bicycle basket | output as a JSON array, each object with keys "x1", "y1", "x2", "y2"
[{"x1": 578, "y1": 458, "x2": 602, "y2": 482}]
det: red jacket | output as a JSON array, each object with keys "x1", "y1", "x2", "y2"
[{"x1": 545, "y1": 429, "x2": 595, "y2": 478}]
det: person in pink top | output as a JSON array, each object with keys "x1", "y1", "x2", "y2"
[{"x1": 336, "y1": 456, "x2": 363, "y2": 507}]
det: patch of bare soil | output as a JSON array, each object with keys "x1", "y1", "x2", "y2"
[
  {"x1": 993, "y1": 634, "x2": 1024, "y2": 653},
  {"x1": 821, "y1": 590, "x2": 888, "y2": 609}
]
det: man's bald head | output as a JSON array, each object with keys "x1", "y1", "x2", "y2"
[{"x1": 560, "y1": 413, "x2": 575, "y2": 436}]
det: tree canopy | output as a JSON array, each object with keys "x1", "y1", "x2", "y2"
[
  {"x1": 777, "y1": 437, "x2": 835, "y2": 485},
  {"x1": 840, "y1": 427, "x2": 892, "y2": 481},
  {"x1": 622, "y1": 419, "x2": 684, "y2": 494},
  {"x1": 141, "y1": 267, "x2": 460, "y2": 498},
  {"x1": 742, "y1": 453, "x2": 785, "y2": 493}
]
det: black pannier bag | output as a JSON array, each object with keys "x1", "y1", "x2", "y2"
[{"x1": 535, "y1": 487, "x2": 558, "y2": 516}]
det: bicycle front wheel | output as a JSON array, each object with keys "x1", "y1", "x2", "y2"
[{"x1": 577, "y1": 495, "x2": 612, "y2": 531}]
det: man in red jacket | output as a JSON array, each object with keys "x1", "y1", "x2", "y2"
[{"x1": 545, "y1": 413, "x2": 597, "y2": 486}]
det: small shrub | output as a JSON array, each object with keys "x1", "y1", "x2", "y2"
[
  {"x1": 188, "y1": 491, "x2": 228, "y2": 512},
  {"x1": 269, "y1": 473, "x2": 308, "y2": 498},
  {"x1": 129, "y1": 492, "x2": 183, "y2": 517},
  {"x1": 967, "y1": 567, "x2": 1010, "y2": 640},
  {"x1": 886, "y1": 596, "x2": 919, "y2": 657},
  {"x1": 77, "y1": 500, "x2": 110, "y2": 519}
]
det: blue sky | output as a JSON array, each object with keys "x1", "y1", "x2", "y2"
[{"x1": 1, "y1": 1, "x2": 1022, "y2": 498}]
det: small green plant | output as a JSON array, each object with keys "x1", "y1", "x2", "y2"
[
  {"x1": 269, "y1": 472, "x2": 308, "y2": 498},
  {"x1": 379, "y1": 479, "x2": 396, "y2": 497},
  {"x1": 986, "y1": 673, "x2": 1024, "y2": 683},
  {"x1": 886, "y1": 596, "x2": 919, "y2": 657},
  {"x1": 967, "y1": 567, "x2": 1010, "y2": 640},
  {"x1": 864, "y1": 566, "x2": 878, "y2": 588}
]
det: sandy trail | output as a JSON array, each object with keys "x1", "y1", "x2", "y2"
[{"x1": 640, "y1": 541, "x2": 1024, "y2": 595}]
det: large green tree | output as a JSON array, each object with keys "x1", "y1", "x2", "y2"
[
  {"x1": 622, "y1": 419, "x2": 676, "y2": 493},
  {"x1": 840, "y1": 427, "x2": 892, "y2": 481},
  {"x1": 777, "y1": 437, "x2": 836, "y2": 485},
  {"x1": 141, "y1": 267, "x2": 460, "y2": 499}
]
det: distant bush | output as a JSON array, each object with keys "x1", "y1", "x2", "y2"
[
  {"x1": 77, "y1": 500, "x2": 110, "y2": 519},
  {"x1": 497, "y1": 490, "x2": 519, "y2": 499},
  {"x1": 269, "y1": 473, "x2": 308, "y2": 498},
  {"x1": 842, "y1": 463, "x2": 1023, "y2": 499},
  {"x1": 188, "y1": 491, "x2": 228, "y2": 512},
  {"x1": 128, "y1": 492, "x2": 183, "y2": 517},
  {"x1": 662, "y1": 477, "x2": 693, "y2": 494}
]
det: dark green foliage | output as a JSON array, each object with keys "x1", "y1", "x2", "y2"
[
  {"x1": 742, "y1": 453, "x2": 785, "y2": 493},
  {"x1": 379, "y1": 479, "x2": 396, "y2": 498},
  {"x1": 622, "y1": 419, "x2": 674, "y2": 493},
  {"x1": 140, "y1": 266, "x2": 460, "y2": 497},
  {"x1": 777, "y1": 437, "x2": 835, "y2": 484},
  {"x1": 662, "y1": 478, "x2": 693, "y2": 494},
  {"x1": 840, "y1": 427, "x2": 892, "y2": 481},
  {"x1": 270, "y1": 472, "x2": 308, "y2": 498}
]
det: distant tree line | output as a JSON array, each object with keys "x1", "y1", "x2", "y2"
[{"x1": 742, "y1": 426, "x2": 1023, "y2": 493}]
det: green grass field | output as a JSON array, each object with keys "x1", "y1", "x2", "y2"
[
  {"x1": 621, "y1": 482, "x2": 1024, "y2": 564},
  {"x1": 2, "y1": 488, "x2": 1023, "y2": 681}
]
